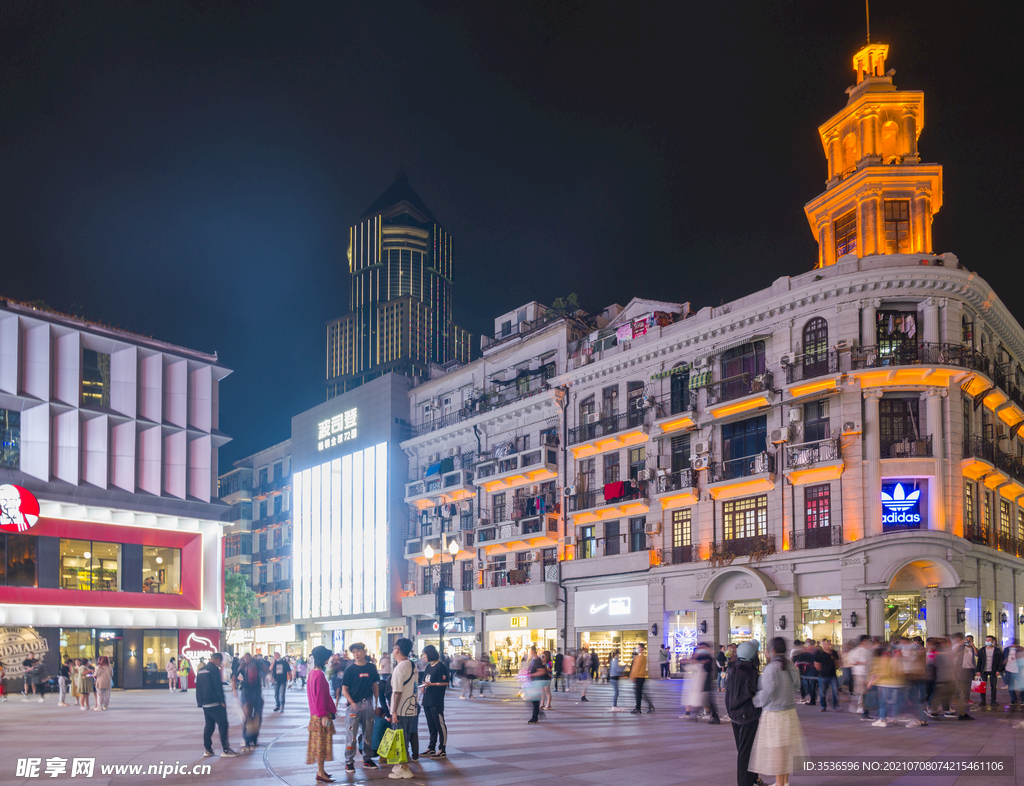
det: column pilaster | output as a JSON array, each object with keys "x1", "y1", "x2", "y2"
[{"x1": 864, "y1": 389, "x2": 884, "y2": 537}]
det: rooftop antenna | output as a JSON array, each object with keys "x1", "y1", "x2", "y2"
[{"x1": 865, "y1": 0, "x2": 870, "y2": 44}]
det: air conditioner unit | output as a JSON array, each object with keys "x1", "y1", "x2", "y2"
[
  {"x1": 692, "y1": 440, "x2": 711, "y2": 456},
  {"x1": 403, "y1": 583, "x2": 415, "y2": 592},
  {"x1": 836, "y1": 339, "x2": 853, "y2": 351},
  {"x1": 583, "y1": 413, "x2": 599, "y2": 425},
  {"x1": 780, "y1": 353, "x2": 792, "y2": 367},
  {"x1": 788, "y1": 409, "x2": 802, "y2": 424},
  {"x1": 564, "y1": 535, "x2": 576, "y2": 546},
  {"x1": 769, "y1": 427, "x2": 790, "y2": 444},
  {"x1": 564, "y1": 486, "x2": 576, "y2": 497},
  {"x1": 637, "y1": 468, "x2": 652, "y2": 481},
  {"x1": 428, "y1": 452, "x2": 441, "y2": 462},
  {"x1": 644, "y1": 520, "x2": 661, "y2": 535},
  {"x1": 525, "y1": 550, "x2": 540, "y2": 562},
  {"x1": 476, "y1": 560, "x2": 485, "y2": 570},
  {"x1": 448, "y1": 447, "x2": 461, "y2": 457},
  {"x1": 692, "y1": 455, "x2": 711, "y2": 471},
  {"x1": 842, "y1": 421, "x2": 862, "y2": 435},
  {"x1": 476, "y1": 516, "x2": 489, "y2": 526}
]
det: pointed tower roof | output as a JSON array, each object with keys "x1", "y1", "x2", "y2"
[{"x1": 360, "y1": 170, "x2": 438, "y2": 223}]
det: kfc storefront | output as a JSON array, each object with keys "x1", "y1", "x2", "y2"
[{"x1": 0, "y1": 488, "x2": 225, "y2": 690}]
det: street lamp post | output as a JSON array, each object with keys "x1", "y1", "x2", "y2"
[{"x1": 423, "y1": 535, "x2": 460, "y2": 659}]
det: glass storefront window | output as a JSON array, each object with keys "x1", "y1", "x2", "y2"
[
  {"x1": 60, "y1": 539, "x2": 121, "y2": 590},
  {"x1": 60, "y1": 629, "x2": 96, "y2": 662},
  {"x1": 885, "y1": 593, "x2": 926, "y2": 641},
  {"x1": 729, "y1": 600, "x2": 767, "y2": 654},
  {"x1": 965, "y1": 597, "x2": 980, "y2": 642},
  {"x1": 0, "y1": 534, "x2": 37, "y2": 586},
  {"x1": 142, "y1": 546, "x2": 182, "y2": 594},
  {"x1": 578, "y1": 630, "x2": 646, "y2": 673},
  {"x1": 142, "y1": 631, "x2": 178, "y2": 688},
  {"x1": 800, "y1": 595, "x2": 843, "y2": 646},
  {"x1": 486, "y1": 629, "x2": 556, "y2": 665}
]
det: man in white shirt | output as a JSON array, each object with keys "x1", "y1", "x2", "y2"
[
  {"x1": 388, "y1": 639, "x2": 419, "y2": 780},
  {"x1": 846, "y1": 635, "x2": 874, "y2": 719}
]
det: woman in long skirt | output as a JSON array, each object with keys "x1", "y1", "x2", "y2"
[
  {"x1": 749, "y1": 637, "x2": 806, "y2": 786},
  {"x1": 307, "y1": 646, "x2": 337, "y2": 783}
]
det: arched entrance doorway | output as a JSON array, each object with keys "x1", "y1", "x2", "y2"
[
  {"x1": 881, "y1": 558, "x2": 960, "y2": 640},
  {"x1": 700, "y1": 567, "x2": 777, "y2": 654}
]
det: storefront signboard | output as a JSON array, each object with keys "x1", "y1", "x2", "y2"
[
  {"x1": 226, "y1": 629, "x2": 255, "y2": 645},
  {"x1": 0, "y1": 627, "x2": 49, "y2": 678},
  {"x1": 573, "y1": 584, "x2": 649, "y2": 627},
  {"x1": 415, "y1": 617, "x2": 475, "y2": 635},
  {"x1": 386, "y1": 625, "x2": 405, "y2": 635},
  {"x1": 881, "y1": 480, "x2": 925, "y2": 529},
  {"x1": 316, "y1": 408, "x2": 358, "y2": 451},
  {"x1": 178, "y1": 629, "x2": 221, "y2": 688},
  {"x1": 510, "y1": 616, "x2": 528, "y2": 628},
  {"x1": 253, "y1": 624, "x2": 296, "y2": 643},
  {"x1": 0, "y1": 485, "x2": 40, "y2": 533}
]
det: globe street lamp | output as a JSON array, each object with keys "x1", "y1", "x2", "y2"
[{"x1": 423, "y1": 535, "x2": 460, "y2": 658}]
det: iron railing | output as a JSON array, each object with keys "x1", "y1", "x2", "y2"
[
  {"x1": 705, "y1": 371, "x2": 773, "y2": 407},
  {"x1": 785, "y1": 438, "x2": 839, "y2": 468},
  {"x1": 651, "y1": 390, "x2": 693, "y2": 418},
  {"x1": 708, "y1": 452, "x2": 775, "y2": 483},
  {"x1": 659, "y1": 545, "x2": 698, "y2": 565},
  {"x1": 791, "y1": 525, "x2": 843, "y2": 550},
  {"x1": 711, "y1": 534, "x2": 776, "y2": 559},
  {"x1": 655, "y1": 468, "x2": 697, "y2": 494},
  {"x1": 568, "y1": 411, "x2": 645, "y2": 446},
  {"x1": 851, "y1": 342, "x2": 991, "y2": 374},
  {"x1": 880, "y1": 434, "x2": 933, "y2": 458},
  {"x1": 785, "y1": 349, "x2": 839, "y2": 384}
]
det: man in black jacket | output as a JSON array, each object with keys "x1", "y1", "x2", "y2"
[
  {"x1": 725, "y1": 641, "x2": 762, "y2": 786},
  {"x1": 976, "y1": 635, "x2": 1004, "y2": 709},
  {"x1": 196, "y1": 653, "x2": 239, "y2": 758}
]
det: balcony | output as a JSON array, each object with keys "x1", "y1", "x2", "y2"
[
  {"x1": 880, "y1": 434, "x2": 933, "y2": 459},
  {"x1": 650, "y1": 391, "x2": 697, "y2": 436},
  {"x1": 476, "y1": 516, "x2": 559, "y2": 554},
  {"x1": 705, "y1": 372, "x2": 774, "y2": 420},
  {"x1": 658, "y1": 544, "x2": 699, "y2": 565},
  {"x1": 568, "y1": 412, "x2": 649, "y2": 459},
  {"x1": 567, "y1": 483, "x2": 650, "y2": 525},
  {"x1": 404, "y1": 535, "x2": 475, "y2": 566},
  {"x1": 783, "y1": 438, "x2": 844, "y2": 485},
  {"x1": 253, "y1": 544, "x2": 291, "y2": 562},
  {"x1": 784, "y1": 349, "x2": 843, "y2": 398},
  {"x1": 254, "y1": 478, "x2": 289, "y2": 496},
  {"x1": 480, "y1": 314, "x2": 557, "y2": 352},
  {"x1": 476, "y1": 446, "x2": 558, "y2": 493},
  {"x1": 652, "y1": 468, "x2": 699, "y2": 509},
  {"x1": 472, "y1": 564, "x2": 559, "y2": 610},
  {"x1": 706, "y1": 452, "x2": 776, "y2": 501},
  {"x1": 710, "y1": 534, "x2": 776, "y2": 563},
  {"x1": 961, "y1": 437, "x2": 1024, "y2": 500},
  {"x1": 790, "y1": 525, "x2": 843, "y2": 550},
  {"x1": 405, "y1": 468, "x2": 476, "y2": 508},
  {"x1": 410, "y1": 379, "x2": 554, "y2": 438},
  {"x1": 401, "y1": 589, "x2": 473, "y2": 617},
  {"x1": 850, "y1": 341, "x2": 992, "y2": 391}
]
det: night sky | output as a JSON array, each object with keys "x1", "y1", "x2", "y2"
[{"x1": 2, "y1": 1, "x2": 1020, "y2": 465}]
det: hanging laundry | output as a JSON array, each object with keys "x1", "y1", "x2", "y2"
[
  {"x1": 537, "y1": 496, "x2": 546, "y2": 516},
  {"x1": 632, "y1": 319, "x2": 649, "y2": 339},
  {"x1": 906, "y1": 314, "x2": 916, "y2": 338},
  {"x1": 616, "y1": 323, "x2": 632, "y2": 342}
]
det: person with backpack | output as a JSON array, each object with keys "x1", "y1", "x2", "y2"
[
  {"x1": 726, "y1": 641, "x2": 762, "y2": 786},
  {"x1": 237, "y1": 653, "x2": 265, "y2": 752},
  {"x1": 271, "y1": 653, "x2": 291, "y2": 712}
]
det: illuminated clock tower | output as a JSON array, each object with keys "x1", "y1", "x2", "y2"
[{"x1": 804, "y1": 43, "x2": 943, "y2": 268}]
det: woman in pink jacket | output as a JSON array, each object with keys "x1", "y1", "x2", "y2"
[{"x1": 306, "y1": 646, "x2": 337, "y2": 783}]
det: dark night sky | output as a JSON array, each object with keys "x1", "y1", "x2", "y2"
[{"x1": 2, "y1": 1, "x2": 1020, "y2": 465}]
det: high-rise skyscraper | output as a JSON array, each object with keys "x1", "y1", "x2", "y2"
[{"x1": 326, "y1": 172, "x2": 472, "y2": 398}]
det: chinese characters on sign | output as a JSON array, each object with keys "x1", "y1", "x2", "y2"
[{"x1": 317, "y1": 408, "x2": 358, "y2": 451}]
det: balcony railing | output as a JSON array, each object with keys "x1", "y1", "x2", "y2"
[
  {"x1": 705, "y1": 371, "x2": 773, "y2": 407},
  {"x1": 411, "y1": 380, "x2": 552, "y2": 437},
  {"x1": 708, "y1": 452, "x2": 775, "y2": 483},
  {"x1": 659, "y1": 544, "x2": 698, "y2": 565},
  {"x1": 255, "y1": 478, "x2": 289, "y2": 496},
  {"x1": 963, "y1": 436, "x2": 1024, "y2": 483},
  {"x1": 711, "y1": 534, "x2": 776, "y2": 560},
  {"x1": 791, "y1": 525, "x2": 843, "y2": 550},
  {"x1": 880, "y1": 434, "x2": 933, "y2": 459},
  {"x1": 481, "y1": 314, "x2": 558, "y2": 351},
  {"x1": 568, "y1": 483, "x2": 646, "y2": 512},
  {"x1": 785, "y1": 349, "x2": 839, "y2": 384},
  {"x1": 851, "y1": 342, "x2": 991, "y2": 374},
  {"x1": 568, "y1": 411, "x2": 644, "y2": 447},
  {"x1": 655, "y1": 468, "x2": 697, "y2": 494},
  {"x1": 785, "y1": 438, "x2": 839, "y2": 468},
  {"x1": 963, "y1": 520, "x2": 989, "y2": 545},
  {"x1": 652, "y1": 390, "x2": 693, "y2": 417}
]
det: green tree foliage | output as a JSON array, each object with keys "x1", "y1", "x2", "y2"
[
  {"x1": 223, "y1": 569, "x2": 260, "y2": 632},
  {"x1": 549, "y1": 293, "x2": 580, "y2": 318}
]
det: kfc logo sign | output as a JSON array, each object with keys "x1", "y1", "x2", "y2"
[{"x1": 0, "y1": 485, "x2": 40, "y2": 533}]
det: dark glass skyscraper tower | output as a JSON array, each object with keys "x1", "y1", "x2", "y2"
[{"x1": 326, "y1": 173, "x2": 471, "y2": 398}]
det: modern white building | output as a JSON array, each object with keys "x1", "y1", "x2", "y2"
[{"x1": 0, "y1": 299, "x2": 231, "y2": 688}]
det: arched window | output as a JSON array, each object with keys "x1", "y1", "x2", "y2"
[
  {"x1": 802, "y1": 318, "x2": 829, "y2": 379},
  {"x1": 880, "y1": 120, "x2": 900, "y2": 160},
  {"x1": 669, "y1": 363, "x2": 690, "y2": 415}
]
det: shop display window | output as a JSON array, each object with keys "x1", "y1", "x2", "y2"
[
  {"x1": 666, "y1": 611, "x2": 698, "y2": 670},
  {"x1": 60, "y1": 628, "x2": 96, "y2": 662},
  {"x1": 885, "y1": 593, "x2": 925, "y2": 641},
  {"x1": 729, "y1": 600, "x2": 767, "y2": 654},
  {"x1": 800, "y1": 595, "x2": 842, "y2": 646},
  {"x1": 0, "y1": 533, "x2": 37, "y2": 587},
  {"x1": 59, "y1": 539, "x2": 121, "y2": 591},
  {"x1": 142, "y1": 631, "x2": 178, "y2": 687},
  {"x1": 578, "y1": 630, "x2": 646, "y2": 672},
  {"x1": 142, "y1": 546, "x2": 181, "y2": 594}
]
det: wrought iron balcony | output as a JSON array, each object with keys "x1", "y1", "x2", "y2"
[
  {"x1": 659, "y1": 544, "x2": 698, "y2": 565},
  {"x1": 851, "y1": 342, "x2": 990, "y2": 374},
  {"x1": 785, "y1": 350, "x2": 839, "y2": 384},
  {"x1": 710, "y1": 534, "x2": 776, "y2": 561},
  {"x1": 785, "y1": 438, "x2": 839, "y2": 468},
  {"x1": 791, "y1": 525, "x2": 842, "y2": 550},
  {"x1": 708, "y1": 452, "x2": 775, "y2": 483},
  {"x1": 705, "y1": 371, "x2": 774, "y2": 407},
  {"x1": 880, "y1": 434, "x2": 933, "y2": 459},
  {"x1": 655, "y1": 468, "x2": 697, "y2": 495},
  {"x1": 568, "y1": 412, "x2": 643, "y2": 447}
]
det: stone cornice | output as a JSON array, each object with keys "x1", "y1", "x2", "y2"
[{"x1": 552, "y1": 259, "x2": 1024, "y2": 390}]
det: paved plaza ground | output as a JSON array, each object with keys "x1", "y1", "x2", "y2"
[{"x1": 3, "y1": 678, "x2": 1024, "y2": 786}]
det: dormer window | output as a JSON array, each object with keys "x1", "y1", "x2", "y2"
[{"x1": 834, "y1": 211, "x2": 857, "y2": 258}]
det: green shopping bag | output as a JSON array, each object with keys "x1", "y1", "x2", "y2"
[{"x1": 376, "y1": 727, "x2": 408, "y2": 764}]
